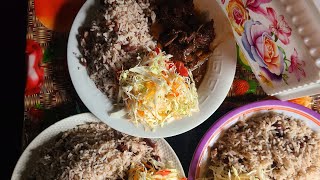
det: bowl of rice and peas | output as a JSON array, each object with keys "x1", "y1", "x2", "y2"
[{"x1": 189, "y1": 100, "x2": 320, "y2": 180}]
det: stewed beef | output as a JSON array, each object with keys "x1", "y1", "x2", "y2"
[{"x1": 155, "y1": 0, "x2": 215, "y2": 87}]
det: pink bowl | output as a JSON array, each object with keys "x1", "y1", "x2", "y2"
[{"x1": 188, "y1": 100, "x2": 320, "y2": 179}]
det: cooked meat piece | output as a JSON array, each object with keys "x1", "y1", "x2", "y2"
[
  {"x1": 194, "y1": 72, "x2": 204, "y2": 84},
  {"x1": 195, "y1": 50, "x2": 203, "y2": 57},
  {"x1": 171, "y1": 0, "x2": 194, "y2": 18},
  {"x1": 198, "y1": 51, "x2": 211, "y2": 61},
  {"x1": 194, "y1": 34, "x2": 212, "y2": 49},
  {"x1": 167, "y1": 17, "x2": 190, "y2": 30},
  {"x1": 192, "y1": 60, "x2": 208, "y2": 87},
  {"x1": 163, "y1": 34, "x2": 178, "y2": 47},
  {"x1": 189, "y1": 51, "x2": 211, "y2": 71},
  {"x1": 150, "y1": 22, "x2": 163, "y2": 40},
  {"x1": 194, "y1": 20, "x2": 214, "y2": 49},
  {"x1": 178, "y1": 31, "x2": 196, "y2": 44},
  {"x1": 187, "y1": 15, "x2": 200, "y2": 30},
  {"x1": 177, "y1": 31, "x2": 188, "y2": 44},
  {"x1": 157, "y1": 0, "x2": 194, "y2": 31},
  {"x1": 184, "y1": 54, "x2": 196, "y2": 63},
  {"x1": 161, "y1": 30, "x2": 180, "y2": 47},
  {"x1": 196, "y1": 23, "x2": 205, "y2": 33},
  {"x1": 200, "y1": 20, "x2": 214, "y2": 37},
  {"x1": 157, "y1": 0, "x2": 194, "y2": 18},
  {"x1": 183, "y1": 43, "x2": 196, "y2": 56},
  {"x1": 167, "y1": 43, "x2": 185, "y2": 61},
  {"x1": 157, "y1": 5, "x2": 169, "y2": 22}
]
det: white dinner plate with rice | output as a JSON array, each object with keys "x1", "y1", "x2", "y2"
[
  {"x1": 11, "y1": 113, "x2": 185, "y2": 180},
  {"x1": 67, "y1": 0, "x2": 236, "y2": 138},
  {"x1": 189, "y1": 100, "x2": 320, "y2": 180}
]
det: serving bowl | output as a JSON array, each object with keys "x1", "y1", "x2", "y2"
[
  {"x1": 188, "y1": 100, "x2": 320, "y2": 179},
  {"x1": 67, "y1": 0, "x2": 237, "y2": 138}
]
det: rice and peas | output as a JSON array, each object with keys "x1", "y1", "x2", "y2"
[
  {"x1": 205, "y1": 112, "x2": 320, "y2": 180},
  {"x1": 78, "y1": 0, "x2": 157, "y2": 100},
  {"x1": 78, "y1": 0, "x2": 203, "y2": 130},
  {"x1": 29, "y1": 122, "x2": 184, "y2": 180}
]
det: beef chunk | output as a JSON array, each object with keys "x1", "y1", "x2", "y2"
[
  {"x1": 160, "y1": 30, "x2": 180, "y2": 47},
  {"x1": 156, "y1": 0, "x2": 215, "y2": 87},
  {"x1": 194, "y1": 20, "x2": 214, "y2": 49},
  {"x1": 167, "y1": 43, "x2": 185, "y2": 61}
]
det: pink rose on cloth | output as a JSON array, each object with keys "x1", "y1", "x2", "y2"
[
  {"x1": 222, "y1": 0, "x2": 226, "y2": 4},
  {"x1": 266, "y1": 7, "x2": 292, "y2": 45},
  {"x1": 288, "y1": 49, "x2": 306, "y2": 81},
  {"x1": 242, "y1": 20, "x2": 284, "y2": 77},
  {"x1": 243, "y1": 0, "x2": 271, "y2": 15}
]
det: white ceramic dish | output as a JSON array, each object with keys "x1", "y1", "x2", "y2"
[
  {"x1": 67, "y1": 0, "x2": 237, "y2": 138},
  {"x1": 11, "y1": 113, "x2": 185, "y2": 180},
  {"x1": 188, "y1": 100, "x2": 320, "y2": 179}
]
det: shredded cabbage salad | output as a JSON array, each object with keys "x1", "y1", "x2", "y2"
[
  {"x1": 127, "y1": 162, "x2": 186, "y2": 180},
  {"x1": 208, "y1": 164, "x2": 266, "y2": 180},
  {"x1": 111, "y1": 48, "x2": 199, "y2": 130}
]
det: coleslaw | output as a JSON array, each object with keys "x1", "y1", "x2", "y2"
[
  {"x1": 111, "y1": 48, "x2": 199, "y2": 130},
  {"x1": 128, "y1": 162, "x2": 186, "y2": 180},
  {"x1": 208, "y1": 163, "x2": 267, "y2": 180}
]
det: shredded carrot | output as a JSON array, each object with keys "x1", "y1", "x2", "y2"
[
  {"x1": 133, "y1": 174, "x2": 139, "y2": 180},
  {"x1": 155, "y1": 169, "x2": 171, "y2": 176},
  {"x1": 158, "y1": 111, "x2": 167, "y2": 117},
  {"x1": 145, "y1": 81, "x2": 156, "y2": 88},
  {"x1": 137, "y1": 110, "x2": 144, "y2": 117},
  {"x1": 171, "y1": 81, "x2": 180, "y2": 96},
  {"x1": 161, "y1": 73, "x2": 171, "y2": 85},
  {"x1": 144, "y1": 81, "x2": 156, "y2": 99}
]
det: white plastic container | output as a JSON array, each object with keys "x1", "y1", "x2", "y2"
[{"x1": 217, "y1": 0, "x2": 320, "y2": 100}]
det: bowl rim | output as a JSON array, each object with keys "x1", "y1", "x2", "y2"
[{"x1": 188, "y1": 99, "x2": 320, "y2": 179}]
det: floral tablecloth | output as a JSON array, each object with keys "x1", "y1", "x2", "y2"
[{"x1": 23, "y1": 0, "x2": 320, "y2": 173}]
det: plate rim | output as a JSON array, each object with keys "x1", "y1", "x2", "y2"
[
  {"x1": 11, "y1": 113, "x2": 185, "y2": 179},
  {"x1": 188, "y1": 100, "x2": 320, "y2": 179}
]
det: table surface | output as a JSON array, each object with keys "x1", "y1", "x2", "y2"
[{"x1": 22, "y1": 0, "x2": 320, "y2": 176}]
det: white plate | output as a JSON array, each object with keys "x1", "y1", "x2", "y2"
[
  {"x1": 67, "y1": 0, "x2": 237, "y2": 138},
  {"x1": 11, "y1": 113, "x2": 185, "y2": 180}
]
